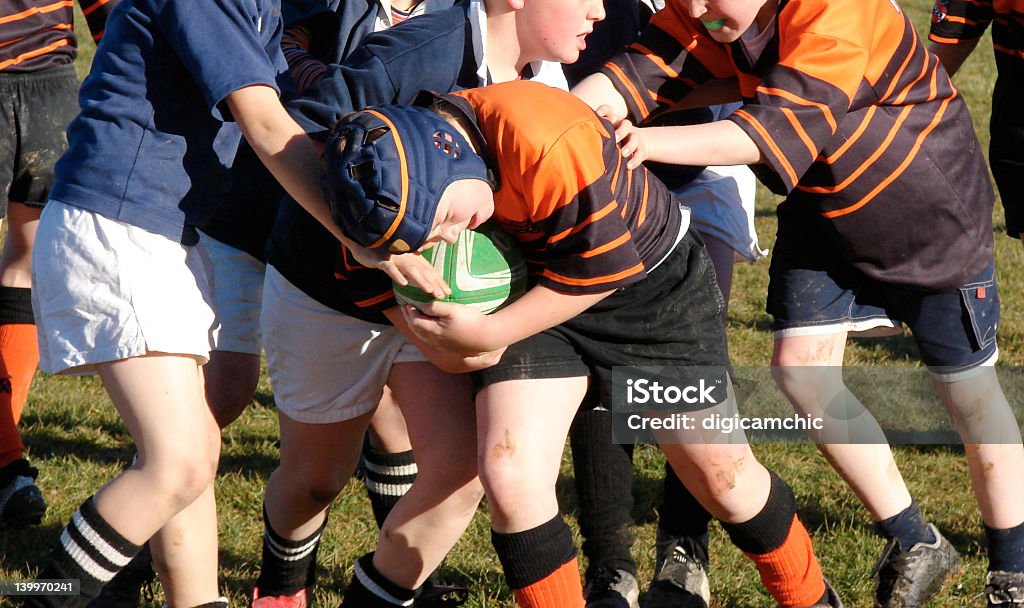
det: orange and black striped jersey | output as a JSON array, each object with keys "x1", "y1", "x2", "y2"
[
  {"x1": 1, "y1": 0, "x2": 117, "y2": 72},
  {"x1": 604, "y1": 0, "x2": 994, "y2": 291},
  {"x1": 930, "y1": 0, "x2": 1024, "y2": 74},
  {"x1": 454, "y1": 81, "x2": 684, "y2": 295}
]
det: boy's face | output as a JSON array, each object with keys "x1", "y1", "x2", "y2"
[
  {"x1": 418, "y1": 179, "x2": 495, "y2": 251},
  {"x1": 684, "y1": 0, "x2": 774, "y2": 43},
  {"x1": 516, "y1": 0, "x2": 607, "y2": 65}
]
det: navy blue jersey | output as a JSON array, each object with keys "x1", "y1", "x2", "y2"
[
  {"x1": 198, "y1": 0, "x2": 458, "y2": 261},
  {"x1": 50, "y1": 0, "x2": 287, "y2": 245},
  {"x1": 266, "y1": 4, "x2": 477, "y2": 322}
]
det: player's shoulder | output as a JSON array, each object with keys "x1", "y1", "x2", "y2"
[{"x1": 458, "y1": 81, "x2": 608, "y2": 144}]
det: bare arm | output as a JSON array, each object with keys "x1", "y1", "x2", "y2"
[
  {"x1": 928, "y1": 39, "x2": 982, "y2": 77},
  {"x1": 225, "y1": 85, "x2": 449, "y2": 296},
  {"x1": 616, "y1": 120, "x2": 764, "y2": 170},
  {"x1": 572, "y1": 73, "x2": 630, "y2": 122},
  {"x1": 403, "y1": 284, "x2": 614, "y2": 354}
]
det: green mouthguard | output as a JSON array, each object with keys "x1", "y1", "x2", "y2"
[{"x1": 702, "y1": 18, "x2": 727, "y2": 31}]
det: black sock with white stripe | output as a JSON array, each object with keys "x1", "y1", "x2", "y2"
[
  {"x1": 340, "y1": 552, "x2": 419, "y2": 607},
  {"x1": 26, "y1": 496, "x2": 142, "y2": 608},
  {"x1": 362, "y1": 446, "x2": 417, "y2": 528},
  {"x1": 255, "y1": 504, "x2": 326, "y2": 597}
]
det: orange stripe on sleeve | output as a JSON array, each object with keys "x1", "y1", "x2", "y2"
[
  {"x1": 0, "y1": 1, "x2": 72, "y2": 25},
  {"x1": 778, "y1": 107, "x2": 818, "y2": 162},
  {"x1": 631, "y1": 42, "x2": 680, "y2": 80},
  {"x1": 928, "y1": 33, "x2": 972, "y2": 44},
  {"x1": 81, "y1": 0, "x2": 113, "y2": 16},
  {"x1": 543, "y1": 262, "x2": 645, "y2": 287},
  {"x1": 547, "y1": 201, "x2": 619, "y2": 245},
  {"x1": 578, "y1": 231, "x2": 632, "y2": 259},
  {"x1": 731, "y1": 110, "x2": 799, "y2": 187},
  {"x1": 638, "y1": 173, "x2": 649, "y2": 227},
  {"x1": 604, "y1": 62, "x2": 649, "y2": 120},
  {"x1": 355, "y1": 291, "x2": 396, "y2": 308},
  {"x1": 758, "y1": 86, "x2": 838, "y2": 133}
]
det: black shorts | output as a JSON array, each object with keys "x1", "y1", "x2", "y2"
[
  {"x1": 0, "y1": 64, "x2": 79, "y2": 215},
  {"x1": 472, "y1": 230, "x2": 731, "y2": 408}
]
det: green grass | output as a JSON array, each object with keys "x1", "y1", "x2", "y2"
[{"x1": 1, "y1": 1, "x2": 1018, "y2": 606}]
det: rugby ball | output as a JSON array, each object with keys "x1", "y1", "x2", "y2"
[{"x1": 394, "y1": 222, "x2": 528, "y2": 314}]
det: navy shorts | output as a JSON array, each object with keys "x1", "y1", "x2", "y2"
[
  {"x1": 767, "y1": 252, "x2": 999, "y2": 376},
  {"x1": 473, "y1": 230, "x2": 731, "y2": 408},
  {"x1": 0, "y1": 64, "x2": 79, "y2": 215}
]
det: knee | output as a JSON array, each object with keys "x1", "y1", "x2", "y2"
[
  {"x1": 478, "y1": 456, "x2": 542, "y2": 518},
  {"x1": 293, "y1": 469, "x2": 349, "y2": 508},
  {"x1": 148, "y1": 447, "x2": 219, "y2": 509}
]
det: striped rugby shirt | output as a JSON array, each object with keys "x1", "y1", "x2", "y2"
[
  {"x1": 930, "y1": 0, "x2": 1024, "y2": 74},
  {"x1": 454, "y1": 81, "x2": 683, "y2": 294},
  {"x1": 1, "y1": 0, "x2": 117, "y2": 72},
  {"x1": 604, "y1": 0, "x2": 994, "y2": 291},
  {"x1": 329, "y1": 80, "x2": 684, "y2": 318}
]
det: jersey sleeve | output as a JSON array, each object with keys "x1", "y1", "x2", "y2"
[
  {"x1": 156, "y1": 0, "x2": 282, "y2": 121},
  {"x1": 77, "y1": 0, "x2": 121, "y2": 41},
  {"x1": 929, "y1": 0, "x2": 993, "y2": 44},
  {"x1": 727, "y1": 2, "x2": 869, "y2": 193},
  {"x1": 522, "y1": 122, "x2": 647, "y2": 294},
  {"x1": 285, "y1": 13, "x2": 468, "y2": 135},
  {"x1": 600, "y1": 1, "x2": 736, "y2": 122}
]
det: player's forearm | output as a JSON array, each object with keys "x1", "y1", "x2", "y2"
[
  {"x1": 644, "y1": 120, "x2": 764, "y2": 166},
  {"x1": 226, "y1": 85, "x2": 355, "y2": 249},
  {"x1": 928, "y1": 39, "x2": 980, "y2": 78},
  {"x1": 487, "y1": 285, "x2": 614, "y2": 349},
  {"x1": 572, "y1": 73, "x2": 629, "y2": 122}
]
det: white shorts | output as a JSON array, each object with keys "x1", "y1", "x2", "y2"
[
  {"x1": 197, "y1": 231, "x2": 266, "y2": 356},
  {"x1": 261, "y1": 265, "x2": 426, "y2": 424},
  {"x1": 32, "y1": 201, "x2": 215, "y2": 375},
  {"x1": 677, "y1": 164, "x2": 767, "y2": 263}
]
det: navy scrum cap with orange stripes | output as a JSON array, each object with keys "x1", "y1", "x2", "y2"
[{"x1": 322, "y1": 104, "x2": 490, "y2": 253}]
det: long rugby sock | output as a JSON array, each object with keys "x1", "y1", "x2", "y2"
[
  {"x1": 492, "y1": 515, "x2": 584, "y2": 608},
  {"x1": 875, "y1": 500, "x2": 935, "y2": 551},
  {"x1": 255, "y1": 504, "x2": 325, "y2": 597},
  {"x1": 341, "y1": 552, "x2": 418, "y2": 607},
  {"x1": 658, "y1": 461, "x2": 712, "y2": 566},
  {"x1": 25, "y1": 496, "x2": 142, "y2": 608},
  {"x1": 721, "y1": 472, "x2": 826, "y2": 608},
  {"x1": 568, "y1": 407, "x2": 637, "y2": 580},
  {"x1": 986, "y1": 521, "x2": 1024, "y2": 573},
  {"x1": 362, "y1": 445, "x2": 417, "y2": 528},
  {"x1": 0, "y1": 287, "x2": 38, "y2": 468}
]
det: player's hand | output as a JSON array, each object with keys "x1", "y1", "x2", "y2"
[
  {"x1": 348, "y1": 244, "x2": 451, "y2": 299},
  {"x1": 401, "y1": 301, "x2": 498, "y2": 354},
  {"x1": 595, "y1": 104, "x2": 624, "y2": 128},
  {"x1": 615, "y1": 120, "x2": 651, "y2": 170}
]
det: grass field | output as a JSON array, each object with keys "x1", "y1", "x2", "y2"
[{"x1": 1, "y1": 1, "x2": 1020, "y2": 606}]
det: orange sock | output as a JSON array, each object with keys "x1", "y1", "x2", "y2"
[
  {"x1": 0, "y1": 323, "x2": 39, "y2": 468},
  {"x1": 744, "y1": 515, "x2": 826, "y2": 608},
  {"x1": 511, "y1": 558, "x2": 585, "y2": 608}
]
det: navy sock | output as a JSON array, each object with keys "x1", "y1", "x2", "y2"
[
  {"x1": 362, "y1": 445, "x2": 417, "y2": 528},
  {"x1": 255, "y1": 504, "x2": 325, "y2": 597},
  {"x1": 986, "y1": 521, "x2": 1024, "y2": 573},
  {"x1": 876, "y1": 501, "x2": 935, "y2": 551},
  {"x1": 341, "y1": 552, "x2": 419, "y2": 607}
]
